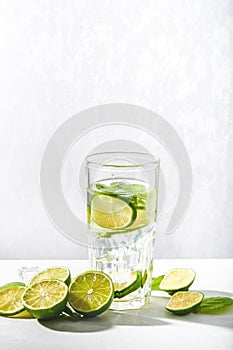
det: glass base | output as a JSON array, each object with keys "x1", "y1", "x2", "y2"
[{"x1": 110, "y1": 294, "x2": 151, "y2": 311}]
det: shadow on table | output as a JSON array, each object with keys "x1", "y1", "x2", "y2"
[
  {"x1": 39, "y1": 290, "x2": 233, "y2": 333},
  {"x1": 39, "y1": 306, "x2": 169, "y2": 333}
]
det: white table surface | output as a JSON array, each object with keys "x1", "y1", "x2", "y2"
[{"x1": 0, "y1": 259, "x2": 232, "y2": 350}]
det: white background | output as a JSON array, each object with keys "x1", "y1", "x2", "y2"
[{"x1": 0, "y1": 0, "x2": 232, "y2": 259}]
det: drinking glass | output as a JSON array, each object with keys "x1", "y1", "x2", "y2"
[{"x1": 86, "y1": 152, "x2": 160, "y2": 310}]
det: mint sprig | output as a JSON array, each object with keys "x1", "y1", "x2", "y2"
[
  {"x1": 199, "y1": 297, "x2": 233, "y2": 314},
  {"x1": 151, "y1": 275, "x2": 164, "y2": 291}
]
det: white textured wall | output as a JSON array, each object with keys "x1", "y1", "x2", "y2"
[{"x1": 0, "y1": 0, "x2": 232, "y2": 259}]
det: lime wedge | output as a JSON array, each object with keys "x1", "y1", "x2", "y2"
[
  {"x1": 29, "y1": 267, "x2": 71, "y2": 286},
  {"x1": 114, "y1": 271, "x2": 142, "y2": 299},
  {"x1": 68, "y1": 271, "x2": 114, "y2": 317},
  {"x1": 0, "y1": 285, "x2": 26, "y2": 316},
  {"x1": 22, "y1": 280, "x2": 68, "y2": 319},
  {"x1": 87, "y1": 205, "x2": 91, "y2": 223},
  {"x1": 165, "y1": 291, "x2": 204, "y2": 315},
  {"x1": 159, "y1": 268, "x2": 196, "y2": 295},
  {"x1": 0, "y1": 282, "x2": 25, "y2": 291},
  {"x1": 91, "y1": 194, "x2": 137, "y2": 230}
]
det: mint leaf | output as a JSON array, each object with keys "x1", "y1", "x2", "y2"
[
  {"x1": 110, "y1": 182, "x2": 127, "y2": 189},
  {"x1": 199, "y1": 297, "x2": 233, "y2": 314},
  {"x1": 151, "y1": 275, "x2": 164, "y2": 290},
  {"x1": 110, "y1": 182, "x2": 147, "y2": 195},
  {"x1": 95, "y1": 183, "x2": 106, "y2": 190},
  {"x1": 123, "y1": 184, "x2": 147, "y2": 194}
]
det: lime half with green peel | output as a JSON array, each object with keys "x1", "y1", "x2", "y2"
[
  {"x1": 91, "y1": 194, "x2": 137, "y2": 230},
  {"x1": 68, "y1": 271, "x2": 114, "y2": 317},
  {"x1": 165, "y1": 291, "x2": 204, "y2": 315},
  {"x1": 0, "y1": 282, "x2": 25, "y2": 291},
  {"x1": 29, "y1": 267, "x2": 71, "y2": 286},
  {"x1": 9, "y1": 309, "x2": 33, "y2": 318},
  {"x1": 159, "y1": 268, "x2": 196, "y2": 295},
  {"x1": 0, "y1": 285, "x2": 26, "y2": 316},
  {"x1": 22, "y1": 280, "x2": 68, "y2": 319}
]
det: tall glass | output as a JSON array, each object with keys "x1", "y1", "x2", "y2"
[{"x1": 86, "y1": 152, "x2": 160, "y2": 310}]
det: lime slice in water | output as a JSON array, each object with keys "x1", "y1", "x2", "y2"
[
  {"x1": 0, "y1": 285, "x2": 26, "y2": 316},
  {"x1": 127, "y1": 209, "x2": 149, "y2": 230},
  {"x1": 165, "y1": 291, "x2": 204, "y2": 315},
  {"x1": 114, "y1": 271, "x2": 143, "y2": 299},
  {"x1": 159, "y1": 268, "x2": 196, "y2": 295},
  {"x1": 22, "y1": 280, "x2": 68, "y2": 319},
  {"x1": 91, "y1": 194, "x2": 137, "y2": 230},
  {"x1": 68, "y1": 271, "x2": 114, "y2": 317},
  {"x1": 29, "y1": 267, "x2": 71, "y2": 286}
]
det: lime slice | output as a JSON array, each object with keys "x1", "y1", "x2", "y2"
[
  {"x1": 22, "y1": 280, "x2": 68, "y2": 320},
  {"x1": 68, "y1": 271, "x2": 114, "y2": 317},
  {"x1": 114, "y1": 271, "x2": 142, "y2": 299},
  {"x1": 91, "y1": 194, "x2": 137, "y2": 230},
  {"x1": 0, "y1": 282, "x2": 25, "y2": 291},
  {"x1": 165, "y1": 291, "x2": 204, "y2": 315},
  {"x1": 95, "y1": 210, "x2": 150, "y2": 237},
  {"x1": 159, "y1": 268, "x2": 196, "y2": 295},
  {"x1": 127, "y1": 209, "x2": 149, "y2": 230},
  {"x1": 87, "y1": 205, "x2": 91, "y2": 223},
  {"x1": 29, "y1": 267, "x2": 71, "y2": 286},
  {"x1": 0, "y1": 285, "x2": 26, "y2": 316},
  {"x1": 141, "y1": 270, "x2": 148, "y2": 288}
]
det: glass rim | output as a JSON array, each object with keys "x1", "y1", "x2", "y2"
[{"x1": 85, "y1": 151, "x2": 160, "y2": 169}]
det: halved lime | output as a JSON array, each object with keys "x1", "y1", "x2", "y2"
[
  {"x1": 0, "y1": 285, "x2": 26, "y2": 316},
  {"x1": 114, "y1": 271, "x2": 142, "y2": 299},
  {"x1": 22, "y1": 280, "x2": 68, "y2": 319},
  {"x1": 0, "y1": 282, "x2": 25, "y2": 291},
  {"x1": 159, "y1": 268, "x2": 196, "y2": 294},
  {"x1": 91, "y1": 194, "x2": 137, "y2": 230},
  {"x1": 68, "y1": 271, "x2": 114, "y2": 317},
  {"x1": 29, "y1": 267, "x2": 71, "y2": 286},
  {"x1": 9, "y1": 309, "x2": 33, "y2": 318},
  {"x1": 165, "y1": 291, "x2": 204, "y2": 315}
]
